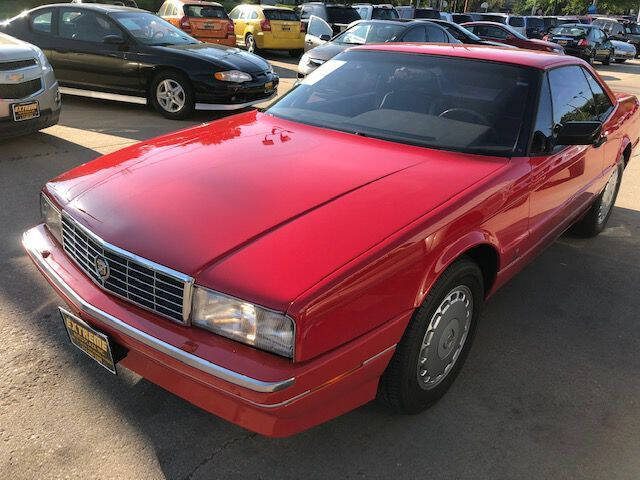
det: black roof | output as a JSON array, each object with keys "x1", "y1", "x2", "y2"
[{"x1": 31, "y1": 3, "x2": 141, "y2": 13}]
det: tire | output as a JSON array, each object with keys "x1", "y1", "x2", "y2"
[
  {"x1": 245, "y1": 33, "x2": 258, "y2": 54},
  {"x1": 570, "y1": 160, "x2": 623, "y2": 238},
  {"x1": 289, "y1": 49, "x2": 304, "y2": 57},
  {"x1": 614, "y1": 59, "x2": 626, "y2": 63},
  {"x1": 150, "y1": 71, "x2": 194, "y2": 120},
  {"x1": 601, "y1": 50, "x2": 612, "y2": 65},
  {"x1": 378, "y1": 257, "x2": 484, "y2": 414}
]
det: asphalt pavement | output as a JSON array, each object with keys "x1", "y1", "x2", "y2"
[{"x1": 1, "y1": 54, "x2": 640, "y2": 480}]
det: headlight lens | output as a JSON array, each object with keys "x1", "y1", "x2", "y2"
[
  {"x1": 40, "y1": 193, "x2": 62, "y2": 244},
  {"x1": 192, "y1": 286, "x2": 295, "y2": 358},
  {"x1": 33, "y1": 46, "x2": 51, "y2": 71},
  {"x1": 214, "y1": 70, "x2": 252, "y2": 83},
  {"x1": 300, "y1": 53, "x2": 310, "y2": 66}
]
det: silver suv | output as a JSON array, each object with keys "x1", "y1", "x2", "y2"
[{"x1": 0, "y1": 33, "x2": 61, "y2": 139}]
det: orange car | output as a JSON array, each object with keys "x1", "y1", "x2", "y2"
[{"x1": 158, "y1": 0, "x2": 236, "y2": 46}]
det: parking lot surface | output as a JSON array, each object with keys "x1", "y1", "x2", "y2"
[{"x1": 2, "y1": 55, "x2": 640, "y2": 480}]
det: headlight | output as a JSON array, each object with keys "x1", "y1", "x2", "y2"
[
  {"x1": 214, "y1": 70, "x2": 252, "y2": 83},
  {"x1": 40, "y1": 193, "x2": 62, "y2": 244},
  {"x1": 33, "y1": 46, "x2": 52, "y2": 72},
  {"x1": 300, "y1": 53, "x2": 310, "y2": 66},
  {"x1": 192, "y1": 286, "x2": 295, "y2": 358}
]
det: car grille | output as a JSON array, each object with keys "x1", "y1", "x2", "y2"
[
  {"x1": 0, "y1": 78, "x2": 42, "y2": 100},
  {"x1": 61, "y1": 214, "x2": 192, "y2": 324},
  {"x1": 0, "y1": 59, "x2": 37, "y2": 71}
]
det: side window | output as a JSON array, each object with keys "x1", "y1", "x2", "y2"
[
  {"x1": 250, "y1": 10, "x2": 259, "y2": 20},
  {"x1": 157, "y1": 3, "x2": 167, "y2": 16},
  {"x1": 549, "y1": 66, "x2": 599, "y2": 124},
  {"x1": 229, "y1": 8, "x2": 239, "y2": 20},
  {"x1": 581, "y1": 68, "x2": 614, "y2": 119},
  {"x1": 59, "y1": 9, "x2": 121, "y2": 42},
  {"x1": 300, "y1": 6, "x2": 310, "y2": 20},
  {"x1": 357, "y1": 7, "x2": 367, "y2": 19},
  {"x1": 425, "y1": 25, "x2": 447, "y2": 42},
  {"x1": 31, "y1": 10, "x2": 53, "y2": 34},
  {"x1": 307, "y1": 16, "x2": 332, "y2": 38},
  {"x1": 531, "y1": 74, "x2": 554, "y2": 154},
  {"x1": 486, "y1": 26, "x2": 508, "y2": 39},
  {"x1": 402, "y1": 26, "x2": 427, "y2": 42}
]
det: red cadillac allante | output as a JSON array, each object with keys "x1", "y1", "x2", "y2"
[{"x1": 24, "y1": 44, "x2": 639, "y2": 437}]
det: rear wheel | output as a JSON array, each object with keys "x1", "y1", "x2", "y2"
[
  {"x1": 378, "y1": 257, "x2": 484, "y2": 413},
  {"x1": 571, "y1": 161, "x2": 623, "y2": 237},
  {"x1": 150, "y1": 71, "x2": 194, "y2": 120},
  {"x1": 245, "y1": 33, "x2": 258, "y2": 54},
  {"x1": 601, "y1": 50, "x2": 612, "y2": 65}
]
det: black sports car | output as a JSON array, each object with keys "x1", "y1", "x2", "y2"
[{"x1": 1, "y1": 3, "x2": 278, "y2": 119}]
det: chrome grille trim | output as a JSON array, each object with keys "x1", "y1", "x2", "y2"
[{"x1": 60, "y1": 212, "x2": 194, "y2": 325}]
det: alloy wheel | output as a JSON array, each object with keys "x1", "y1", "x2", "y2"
[
  {"x1": 597, "y1": 167, "x2": 620, "y2": 225},
  {"x1": 156, "y1": 79, "x2": 186, "y2": 113}
]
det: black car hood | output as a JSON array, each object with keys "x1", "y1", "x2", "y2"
[
  {"x1": 156, "y1": 43, "x2": 270, "y2": 73},
  {"x1": 306, "y1": 42, "x2": 350, "y2": 62}
]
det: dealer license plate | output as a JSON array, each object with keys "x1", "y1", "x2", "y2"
[
  {"x1": 12, "y1": 101, "x2": 40, "y2": 122},
  {"x1": 60, "y1": 307, "x2": 117, "y2": 374}
]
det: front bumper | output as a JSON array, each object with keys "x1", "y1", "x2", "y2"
[
  {"x1": 193, "y1": 71, "x2": 279, "y2": 110},
  {"x1": 23, "y1": 224, "x2": 402, "y2": 437}
]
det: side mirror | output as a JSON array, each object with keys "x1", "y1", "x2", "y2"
[
  {"x1": 104, "y1": 35, "x2": 126, "y2": 45},
  {"x1": 319, "y1": 34, "x2": 331, "y2": 41},
  {"x1": 555, "y1": 121, "x2": 603, "y2": 146}
]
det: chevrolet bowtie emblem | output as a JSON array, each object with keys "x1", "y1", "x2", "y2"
[{"x1": 7, "y1": 73, "x2": 24, "y2": 82}]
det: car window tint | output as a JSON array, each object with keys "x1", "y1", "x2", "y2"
[
  {"x1": 581, "y1": 68, "x2": 614, "y2": 119},
  {"x1": 336, "y1": 22, "x2": 405, "y2": 44},
  {"x1": 371, "y1": 8, "x2": 398, "y2": 20},
  {"x1": 308, "y1": 16, "x2": 332, "y2": 38},
  {"x1": 264, "y1": 10, "x2": 298, "y2": 21},
  {"x1": 31, "y1": 10, "x2": 53, "y2": 34},
  {"x1": 509, "y1": 16, "x2": 524, "y2": 27},
  {"x1": 228, "y1": 8, "x2": 239, "y2": 19},
  {"x1": 531, "y1": 74, "x2": 553, "y2": 153},
  {"x1": 59, "y1": 10, "x2": 120, "y2": 42},
  {"x1": 249, "y1": 11, "x2": 259, "y2": 20},
  {"x1": 327, "y1": 7, "x2": 360, "y2": 24},
  {"x1": 158, "y1": 3, "x2": 167, "y2": 16},
  {"x1": 403, "y1": 26, "x2": 427, "y2": 42},
  {"x1": 425, "y1": 24, "x2": 447, "y2": 42},
  {"x1": 184, "y1": 5, "x2": 227, "y2": 19},
  {"x1": 549, "y1": 66, "x2": 599, "y2": 124}
]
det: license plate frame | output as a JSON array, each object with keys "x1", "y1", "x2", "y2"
[
  {"x1": 60, "y1": 307, "x2": 117, "y2": 374},
  {"x1": 12, "y1": 101, "x2": 40, "y2": 122}
]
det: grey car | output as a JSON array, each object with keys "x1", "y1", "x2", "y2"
[
  {"x1": 611, "y1": 39, "x2": 636, "y2": 62},
  {"x1": 0, "y1": 33, "x2": 61, "y2": 139},
  {"x1": 298, "y1": 18, "x2": 458, "y2": 77}
]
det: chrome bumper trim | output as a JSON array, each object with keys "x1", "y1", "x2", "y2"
[
  {"x1": 23, "y1": 230, "x2": 294, "y2": 394},
  {"x1": 195, "y1": 92, "x2": 277, "y2": 111}
]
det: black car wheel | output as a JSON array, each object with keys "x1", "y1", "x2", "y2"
[
  {"x1": 377, "y1": 257, "x2": 484, "y2": 413},
  {"x1": 245, "y1": 33, "x2": 258, "y2": 54},
  {"x1": 150, "y1": 71, "x2": 194, "y2": 120},
  {"x1": 601, "y1": 49, "x2": 612, "y2": 65}
]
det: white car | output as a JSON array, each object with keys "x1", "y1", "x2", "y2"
[
  {"x1": 611, "y1": 39, "x2": 636, "y2": 63},
  {"x1": 0, "y1": 33, "x2": 60, "y2": 139}
]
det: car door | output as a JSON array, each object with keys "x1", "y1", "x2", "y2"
[
  {"x1": 591, "y1": 28, "x2": 608, "y2": 58},
  {"x1": 528, "y1": 66, "x2": 605, "y2": 242},
  {"x1": 54, "y1": 7, "x2": 139, "y2": 93},
  {"x1": 304, "y1": 15, "x2": 333, "y2": 52},
  {"x1": 24, "y1": 8, "x2": 58, "y2": 62}
]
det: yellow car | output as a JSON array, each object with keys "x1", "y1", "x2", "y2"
[{"x1": 229, "y1": 5, "x2": 305, "y2": 56}]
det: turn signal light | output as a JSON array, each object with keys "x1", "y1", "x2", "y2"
[
  {"x1": 578, "y1": 38, "x2": 588, "y2": 47},
  {"x1": 227, "y1": 19, "x2": 235, "y2": 34},
  {"x1": 300, "y1": 22, "x2": 306, "y2": 33},
  {"x1": 260, "y1": 18, "x2": 271, "y2": 31}
]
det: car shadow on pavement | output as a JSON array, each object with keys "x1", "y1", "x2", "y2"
[{"x1": 5, "y1": 203, "x2": 640, "y2": 479}]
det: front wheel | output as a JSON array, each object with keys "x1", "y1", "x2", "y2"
[
  {"x1": 150, "y1": 72, "x2": 194, "y2": 120},
  {"x1": 571, "y1": 161, "x2": 623, "y2": 237},
  {"x1": 378, "y1": 257, "x2": 484, "y2": 413},
  {"x1": 601, "y1": 50, "x2": 612, "y2": 65}
]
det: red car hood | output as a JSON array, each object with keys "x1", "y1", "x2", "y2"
[
  {"x1": 47, "y1": 111, "x2": 506, "y2": 310},
  {"x1": 529, "y1": 38, "x2": 559, "y2": 49}
]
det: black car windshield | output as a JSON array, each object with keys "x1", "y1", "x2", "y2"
[
  {"x1": 526, "y1": 17, "x2": 545, "y2": 28},
  {"x1": 112, "y1": 11, "x2": 197, "y2": 45},
  {"x1": 267, "y1": 50, "x2": 533, "y2": 156},
  {"x1": 334, "y1": 22, "x2": 405, "y2": 44},
  {"x1": 550, "y1": 26, "x2": 587, "y2": 37},
  {"x1": 327, "y1": 7, "x2": 361, "y2": 24}
]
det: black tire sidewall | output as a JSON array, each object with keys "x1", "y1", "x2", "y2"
[
  {"x1": 389, "y1": 259, "x2": 484, "y2": 413},
  {"x1": 246, "y1": 34, "x2": 258, "y2": 54},
  {"x1": 150, "y1": 71, "x2": 194, "y2": 120}
]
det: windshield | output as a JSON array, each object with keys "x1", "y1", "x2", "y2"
[
  {"x1": 415, "y1": 9, "x2": 440, "y2": 19},
  {"x1": 481, "y1": 15, "x2": 506, "y2": 23},
  {"x1": 334, "y1": 22, "x2": 405, "y2": 45},
  {"x1": 267, "y1": 50, "x2": 533, "y2": 156},
  {"x1": 327, "y1": 7, "x2": 361, "y2": 24},
  {"x1": 112, "y1": 12, "x2": 197, "y2": 45},
  {"x1": 183, "y1": 5, "x2": 228, "y2": 19},
  {"x1": 626, "y1": 23, "x2": 640, "y2": 34},
  {"x1": 263, "y1": 9, "x2": 299, "y2": 21},
  {"x1": 550, "y1": 26, "x2": 587, "y2": 37},
  {"x1": 526, "y1": 17, "x2": 544, "y2": 28},
  {"x1": 371, "y1": 8, "x2": 399, "y2": 20}
]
